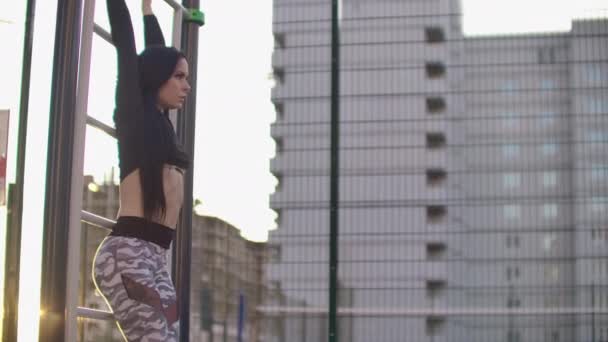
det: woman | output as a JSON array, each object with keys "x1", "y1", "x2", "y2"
[{"x1": 92, "y1": 0, "x2": 191, "y2": 340}]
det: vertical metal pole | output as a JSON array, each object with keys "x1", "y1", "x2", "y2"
[
  {"x1": 168, "y1": 8, "x2": 184, "y2": 126},
  {"x1": 172, "y1": 10, "x2": 183, "y2": 49},
  {"x1": 2, "y1": 0, "x2": 36, "y2": 340},
  {"x1": 591, "y1": 283, "x2": 595, "y2": 342},
  {"x1": 65, "y1": 0, "x2": 96, "y2": 340},
  {"x1": 174, "y1": 1, "x2": 200, "y2": 340},
  {"x1": 329, "y1": 0, "x2": 340, "y2": 341},
  {"x1": 38, "y1": 0, "x2": 83, "y2": 340},
  {"x1": 237, "y1": 293, "x2": 245, "y2": 342}
]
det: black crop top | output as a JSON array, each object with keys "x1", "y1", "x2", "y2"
[{"x1": 107, "y1": 0, "x2": 190, "y2": 181}]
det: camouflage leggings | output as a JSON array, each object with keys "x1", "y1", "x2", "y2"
[{"x1": 93, "y1": 235, "x2": 179, "y2": 341}]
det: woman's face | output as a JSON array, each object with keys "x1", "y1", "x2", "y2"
[{"x1": 157, "y1": 58, "x2": 191, "y2": 110}]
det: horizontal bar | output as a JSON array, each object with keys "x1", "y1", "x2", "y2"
[
  {"x1": 86, "y1": 115, "x2": 116, "y2": 138},
  {"x1": 163, "y1": 0, "x2": 190, "y2": 17},
  {"x1": 81, "y1": 210, "x2": 115, "y2": 230},
  {"x1": 93, "y1": 23, "x2": 113, "y2": 45},
  {"x1": 257, "y1": 306, "x2": 608, "y2": 317},
  {"x1": 76, "y1": 307, "x2": 114, "y2": 321}
]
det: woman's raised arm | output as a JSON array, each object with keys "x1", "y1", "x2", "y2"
[
  {"x1": 142, "y1": 0, "x2": 166, "y2": 47},
  {"x1": 107, "y1": 0, "x2": 143, "y2": 113}
]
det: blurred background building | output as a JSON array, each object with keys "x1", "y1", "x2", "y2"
[{"x1": 266, "y1": 0, "x2": 608, "y2": 341}]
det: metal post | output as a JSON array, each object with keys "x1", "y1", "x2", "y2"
[
  {"x1": 2, "y1": 0, "x2": 36, "y2": 340},
  {"x1": 237, "y1": 293, "x2": 245, "y2": 342},
  {"x1": 591, "y1": 283, "x2": 595, "y2": 342},
  {"x1": 65, "y1": 0, "x2": 96, "y2": 340},
  {"x1": 173, "y1": 1, "x2": 201, "y2": 340},
  {"x1": 329, "y1": 0, "x2": 340, "y2": 341},
  {"x1": 38, "y1": 0, "x2": 83, "y2": 340}
]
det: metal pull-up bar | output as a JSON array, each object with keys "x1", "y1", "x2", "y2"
[{"x1": 164, "y1": 0, "x2": 205, "y2": 25}]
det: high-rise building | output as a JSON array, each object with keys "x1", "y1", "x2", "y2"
[
  {"x1": 266, "y1": 0, "x2": 607, "y2": 341},
  {"x1": 190, "y1": 215, "x2": 268, "y2": 342}
]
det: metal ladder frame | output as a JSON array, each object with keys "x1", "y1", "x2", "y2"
[{"x1": 39, "y1": 0, "x2": 201, "y2": 340}]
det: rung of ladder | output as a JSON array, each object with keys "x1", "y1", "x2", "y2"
[
  {"x1": 86, "y1": 115, "x2": 116, "y2": 137},
  {"x1": 76, "y1": 307, "x2": 114, "y2": 321},
  {"x1": 93, "y1": 23, "x2": 113, "y2": 45},
  {"x1": 77, "y1": 211, "x2": 115, "y2": 322},
  {"x1": 163, "y1": 0, "x2": 191, "y2": 17},
  {"x1": 81, "y1": 210, "x2": 115, "y2": 230}
]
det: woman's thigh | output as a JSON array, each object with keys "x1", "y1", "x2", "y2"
[{"x1": 93, "y1": 237, "x2": 178, "y2": 341}]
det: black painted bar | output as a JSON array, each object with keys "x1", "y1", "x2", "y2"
[
  {"x1": 174, "y1": 1, "x2": 201, "y2": 340},
  {"x1": 38, "y1": 0, "x2": 83, "y2": 340},
  {"x1": 329, "y1": 0, "x2": 340, "y2": 341},
  {"x1": 2, "y1": 0, "x2": 36, "y2": 340}
]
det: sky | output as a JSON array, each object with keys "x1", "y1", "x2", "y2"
[{"x1": 0, "y1": 1, "x2": 607, "y2": 341}]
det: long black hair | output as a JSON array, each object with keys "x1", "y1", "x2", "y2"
[{"x1": 137, "y1": 46, "x2": 191, "y2": 220}]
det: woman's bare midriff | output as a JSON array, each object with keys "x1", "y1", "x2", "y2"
[{"x1": 117, "y1": 165, "x2": 185, "y2": 228}]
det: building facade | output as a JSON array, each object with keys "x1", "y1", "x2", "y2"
[
  {"x1": 190, "y1": 215, "x2": 268, "y2": 342},
  {"x1": 266, "y1": 0, "x2": 607, "y2": 341}
]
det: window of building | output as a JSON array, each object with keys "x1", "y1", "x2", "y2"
[
  {"x1": 426, "y1": 242, "x2": 447, "y2": 260},
  {"x1": 426, "y1": 168, "x2": 447, "y2": 186},
  {"x1": 503, "y1": 173, "x2": 521, "y2": 189},
  {"x1": 544, "y1": 265, "x2": 559, "y2": 282},
  {"x1": 544, "y1": 295, "x2": 559, "y2": 308},
  {"x1": 543, "y1": 204, "x2": 558, "y2": 219},
  {"x1": 426, "y1": 132, "x2": 446, "y2": 149},
  {"x1": 426, "y1": 97, "x2": 446, "y2": 113},
  {"x1": 541, "y1": 79, "x2": 556, "y2": 90},
  {"x1": 538, "y1": 46, "x2": 557, "y2": 64},
  {"x1": 503, "y1": 144, "x2": 520, "y2": 158},
  {"x1": 427, "y1": 205, "x2": 447, "y2": 222},
  {"x1": 591, "y1": 197, "x2": 607, "y2": 213},
  {"x1": 274, "y1": 137, "x2": 284, "y2": 153},
  {"x1": 506, "y1": 266, "x2": 520, "y2": 281},
  {"x1": 507, "y1": 295, "x2": 521, "y2": 308},
  {"x1": 273, "y1": 67, "x2": 285, "y2": 84},
  {"x1": 269, "y1": 244, "x2": 282, "y2": 263},
  {"x1": 504, "y1": 205, "x2": 521, "y2": 220},
  {"x1": 507, "y1": 330, "x2": 521, "y2": 342},
  {"x1": 543, "y1": 234, "x2": 557, "y2": 251},
  {"x1": 591, "y1": 165, "x2": 607, "y2": 181},
  {"x1": 543, "y1": 172, "x2": 557, "y2": 187},
  {"x1": 591, "y1": 227, "x2": 608, "y2": 242},
  {"x1": 588, "y1": 131, "x2": 608, "y2": 144},
  {"x1": 274, "y1": 102, "x2": 284, "y2": 121},
  {"x1": 425, "y1": 62, "x2": 446, "y2": 79},
  {"x1": 506, "y1": 235, "x2": 520, "y2": 248},
  {"x1": 541, "y1": 143, "x2": 558, "y2": 156},
  {"x1": 274, "y1": 209, "x2": 282, "y2": 227},
  {"x1": 425, "y1": 27, "x2": 445, "y2": 43},
  {"x1": 586, "y1": 65, "x2": 608, "y2": 84},
  {"x1": 541, "y1": 111, "x2": 557, "y2": 126},
  {"x1": 274, "y1": 172, "x2": 283, "y2": 191},
  {"x1": 274, "y1": 32, "x2": 286, "y2": 48},
  {"x1": 503, "y1": 112, "x2": 519, "y2": 128},
  {"x1": 501, "y1": 80, "x2": 517, "y2": 94},
  {"x1": 587, "y1": 97, "x2": 608, "y2": 114}
]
